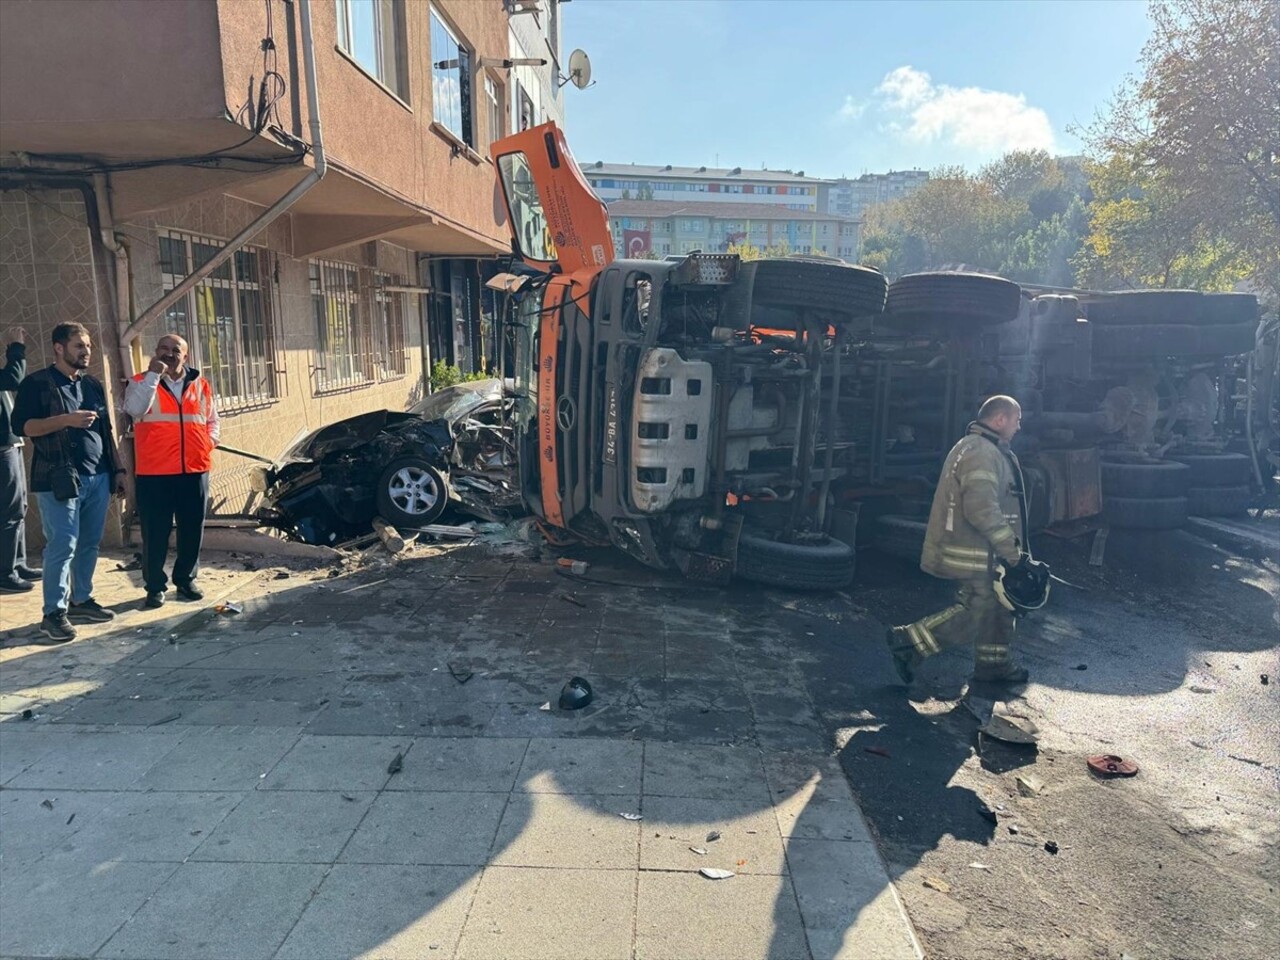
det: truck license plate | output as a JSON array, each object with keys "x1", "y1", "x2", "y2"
[{"x1": 603, "y1": 383, "x2": 619, "y2": 465}]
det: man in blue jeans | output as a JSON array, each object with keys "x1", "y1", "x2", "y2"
[{"x1": 11, "y1": 322, "x2": 126, "y2": 642}]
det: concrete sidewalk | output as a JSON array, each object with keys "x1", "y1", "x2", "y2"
[{"x1": 0, "y1": 546, "x2": 921, "y2": 960}]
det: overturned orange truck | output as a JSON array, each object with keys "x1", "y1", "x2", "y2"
[{"x1": 490, "y1": 122, "x2": 891, "y2": 588}]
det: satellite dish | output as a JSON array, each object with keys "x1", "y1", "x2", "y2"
[{"x1": 567, "y1": 49, "x2": 592, "y2": 89}]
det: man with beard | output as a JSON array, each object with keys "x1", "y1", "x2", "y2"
[{"x1": 12, "y1": 323, "x2": 125, "y2": 642}]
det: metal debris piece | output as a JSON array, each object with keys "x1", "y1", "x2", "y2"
[
  {"x1": 539, "y1": 702, "x2": 552, "y2": 711},
  {"x1": 148, "y1": 712, "x2": 182, "y2": 726},
  {"x1": 699, "y1": 868, "x2": 734, "y2": 880},
  {"x1": 1087, "y1": 755, "x2": 1139, "y2": 777},
  {"x1": 1044, "y1": 840, "x2": 1059, "y2": 855},
  {"x1": 923, "y1": 876, "x2": 951, "y2": 893},
  {"x1": 1016, "y1": 774, "x2": 1044, "y2": 797},
  {"x1": 864, "y1": 746, "x2": 891, "y2": 758},
  {"x1": 620, "y1": 812, "x2": 643, "y2": 821},
  {"x1": 977, "y1": 803, "x2": 999, "y2": 825},
  {"x1": 689, "y1": 846, "x2": 708, "y2": 856},
  {"x1": 558, "y1": 593, "x2": 586, "y2": 609},
  {"x1": 66, "y1": 813, "x2": 76, "y2": 825},
  {"x1": 213, "y1": 602, "x2": 243, "y2": 615},
  {"x1": 706, "y1": 830, "x2": 722, "y2": 842},
  {"x1": 969, "y1": 862, "x2": 991, "y2": 870},
  {"x1": 447, "y1": 662, "x2": 474, "y2": 685},
  {"x1": 1008, "y1": 825, "x2": 1020, "y2": 835},
  {"x1": 40, "y1": 799, "x2": 54, "y2": 810},
  {"x1": 980, "y1": 713, "x2": 1040, "y2": 745},
  {"x1": 341, "y1": 794, "x2": 356, "y2": 802},
  {"x1": 387, "y1": 752, "x2": 404, "y2": 775}
]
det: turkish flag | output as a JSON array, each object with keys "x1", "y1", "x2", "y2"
[{"x1": 623, "y1": 229, "x2": 652, "y2": 258}]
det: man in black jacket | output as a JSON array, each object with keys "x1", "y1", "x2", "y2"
[
  {"x1": 0, "y1": 325, "x2": 41, "y2": 593},
  {"x1": 12, "y1": 323, "x2": 126, "y2": 642}
]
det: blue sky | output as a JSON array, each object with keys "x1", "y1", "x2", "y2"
[{"x1": 559, "y1": 0, "x2": 1153, "y2": 176}]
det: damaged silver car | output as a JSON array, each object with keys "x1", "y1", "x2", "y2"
[{"x1": 252, "y1": 379, "x2": 520, "y2": 545}]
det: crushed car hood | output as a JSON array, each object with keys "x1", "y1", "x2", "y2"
[{"x1": 283, "y1": 410, "x2": 424, "y2": 462}]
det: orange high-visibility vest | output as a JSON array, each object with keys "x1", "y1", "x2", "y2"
[{"x1": 132, "y1": 372, "x2": 215, "y2": 475}]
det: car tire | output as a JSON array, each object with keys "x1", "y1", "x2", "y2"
[
  {"x1": 1100, "y1": 460, "x2": 1190, "y2": 498},
  {"x1": 883, "y1": 271, "x2": 1022, "y2": 327},
  {"x1": 1198, "y1": 292, "x2": 1259, "y2": 326},
  {"x1": 1196, "y1": 321, "x2": 1259, "y2": 357},
  {"x1": 1084, "y1": 290, "x2": 1202, "y2": 326},
  {"x1": 1102, "y1": 495, "x2": 1188, "y2": 529},
  {"x1": 750, "y1": 258, "x2": 888, "y2": 318},
  {"x1": 735, "y1": 531, "x2": 856, "y2": 591},
  {"x1": 1091, "y1": 323, "x2": 1200, "y2": 360},
  {"x1": 375, "y1": 457, "x2": 449, "y2": 528},
  {"x1": 872, "y1": 514, "x2": 929, "y2": 562},
  {"x1": 1169, "y1": 452, "x2": 1253, "y2": 487},
  {"x1": 1186, "y1": 485, "x2": 1252, "y2": 517}
]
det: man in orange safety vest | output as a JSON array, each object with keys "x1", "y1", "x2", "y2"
[{"x1": 123, "y1": 333, "x2": 219, "y2": 608}]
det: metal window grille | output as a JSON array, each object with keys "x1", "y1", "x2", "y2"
[
  {"x1": 373, "y1": 271, "x2": 409, "y2": 378},
  {"x1": 158, "y1": 230, "x2": 281, "y2": 413},
  {"x1": 310, "y1": 258, "x2": 373, "y2": 392}
]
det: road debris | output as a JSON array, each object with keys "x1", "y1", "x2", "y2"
[
  {"x1": 148, "y1": 712, "x2": 182, "y2": 726},
  {"x1": 1044, "y1": 840, "x2": 1060, "y2": 855},
  {"x1": 341, "y1": 793, "x2": 356, "y2": 802},
  {"x1": 1074, "y1": 663, "x2": 1088, "y2": 670},
  {"x1": 1087, "y1": 754, "x2": 1139, "y2": 777},
  {"x1": 1016, "y1": 774, "x2": 1045, "y2": 797},
  {"x1": 699, "y1": 868, "x2": 734, "y2": 880},
  {"x1": 981, "y1": 713, "x2": 1040, "y2": 744},
  {"x1": 558, "y1": 676, "x2": 593, "y2": 710},
  {"x1": 447, "y1": 662, "x2": 474, "y2": 685},
  {"x1": 1007, "y1": 825, "x2": 1020, "y2": 835},
  {"x1": 923, "y1": 876, "x2": 952, "y2": 893},
  {"x1": 213, "y1": 602, "x2": 243, "y2": 615},
  {"x1": 66, "y1": 813, "x2": 76, "y2": 825},
  {"x1": 706, "y1": 830, "x2": 722, "y2": 842},
  {"x1": 40, "y1": 799, "x2": 54, "y2": 810},
  {"x1": 620, "y1": 812, "x2": 643, "y2": 821},
  {"x1": 1189, "y1": 685, "x2": 1214, "y2": 694},
  {"x1": 386, "y1": 752, "x2": 404, "y2": 775},
  {"x1": 864, "y1": 745, "x2": 892, "y2": 758},
  {"x1": 689, "y1": 846, "x2": 708, "y2": 855},
  {"x1": 558, "y1": 593, "x2": 586, "y2": 608},
  {"x1": 969, "y1": 862, "x2": 992, "y2": 870},
  {"x1": 977, "y1": 803, "x2": 1000, "y2": 825},
  {"x1": 20, "y1": 708, "x2": 32, "y2": 720},
  {"x1": 539, "y1": 702, "x2": 552, "y2": 711},
  {"x1": 1227, "y1": 754, "x2": 1263, "y2": 767},
  {"x1": 1262, "y1": 674, "x2": 1270, "y2": 686}
]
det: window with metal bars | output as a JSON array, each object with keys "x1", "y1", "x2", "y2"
[
  {"x1": 373, "y1": 271, "x2": 409, "y2": 378},
  {"x1": 309, "y1": 261, "x2": 411, "y2": 392},
  {"x1": 158, "y1": 231, "x2": 281, "y2": 412}
]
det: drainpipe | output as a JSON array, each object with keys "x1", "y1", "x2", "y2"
[{"x1": 118, "y1": 0, "x2": 327, "y2": 348}]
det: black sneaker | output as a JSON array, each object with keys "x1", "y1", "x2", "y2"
[
  {"x1": 68, "y1": 599, "x2": 116, "y2": 623},
  {"x1": 16, "y1": 565, "x2": 43, "y2": 581},
  {"x1": 0, "y1": 577, "x2": 34, "y2": 594},
  {"x1": 38, "y1": 613, "x2": 77, "y2": 643},
  {"x1": 175, "y1": 583, "x2": 204, "y2": 602},
  {"x1": 144, "y1": 591, "x2": 167, "y2": 609},
  {"x1": 884, "y1": 626, "x2": 921, "y2": 685}
]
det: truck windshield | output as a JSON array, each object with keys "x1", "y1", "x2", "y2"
[
  {"x1": 498, "y1": 152, "x2": 555, "y2": 263},
  {"x1": 512, "y1": 286, "x2": 543, "y2": 425}
]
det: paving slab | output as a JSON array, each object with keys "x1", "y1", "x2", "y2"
[
  {"x1": 785, "y1": 838, "x2": 921, "y2": 960},
  {"x1": 516, "y1": 737, "x2": 643, "y2": 795},
  {"x1": 190, "y1": 789, "x2": 373, "y2": 863},
  {"x1": 0, "y1": 855, "x2": 177, "y2": 958},
  {"x1": 95, "y1": 860, "x2": 327, "y2": 960},
  {"x1": 639, "y1": 794, "x2": 788, "y2": 875},
  {"x1": 135, "y1": 726, "x2": 301, "y2": 790},
  {"x1": 386, "y1": 736, "x2": 528, "y2": 792},
  {"x1": 177, "y1": 697, "x2": 326, "y2": 727},
  {"x1": 308, "y1": 697, "x2": 493, "y2": 737},
  {"x1": 0, "y1": 787, "x2": 117, "y2": 866},
  {"x1": 4, "y1": 728, "x2": 187, "y2": 790},
  {"x1": 455, "y1": 866, "x2": 634, "y2": 960},
  {"x1": 275, "y1": 863, "x2": 480, "y2": 959},
  {"x1": 0, "y1": 727, "x2": 70, "y2": 784},
  {"x1": 635, "y1": 871, "x2": 811, "y2": 960},
  {"x1": 54, "y1": 695, "x2": 199, "y2": 726},
  {"x1": 643, "y1": 741, "x2": 772, "y2": 802},
  {"x1": 260, "y1": 734, "x2": 407, "y2": 791},
  {"x1": 339, "y1": 790, "x2": 508, "y2": 866},
  {"x1": 489, "y1": 791, "x2": 641, "y2": 870},
  {"x1": 44, "y1": 790, "x2": 243, "y2": 862}
]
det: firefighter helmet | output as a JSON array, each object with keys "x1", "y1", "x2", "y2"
[{"x1": 995, "y1": 556, "x2": 1052, "y2": 615}]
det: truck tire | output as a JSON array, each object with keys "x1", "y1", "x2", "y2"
[
  {"x1": 1091, "y1": 323, "x2": 1199, "y2": 360},
  {"x1": 375, "y1": 457, "x2": 449, "y2": 528},
  {"x1": 1169, "y1": 452, "x2": 1253, "y2": 487},
  {"x1": 1187, "y1": 485, "x2": 1251, "y2": 517},
  {"x1": 883, "y1": 271, "x2": 1022, "y2": 327},
  {"x1": 735, "y1": 531, "x2": 856, "y2": 591},
  {"x1": 1102, "y1": 495, "x2": 1188, "y2": 530},
  {"x1": 1100, "y1": 460, "x2": 1190, "y2": 498},
  {"x1": 750, "y1": 259, "x2": 888, "y2": 318},
  {"x1": 1198, "y1": 292, "x2": 1259, "y2": 326},
  {"x1": 1196, "y1": 321, "x2": 1259, "y2": 356},
  {"x1": 872, "y1": 515, "x2": 928, "y2": 562},
  {"x1": 1084, "y1": 290, "x2": 1202, "y2": 325}
]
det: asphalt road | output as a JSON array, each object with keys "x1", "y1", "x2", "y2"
[{"x1": 774, "y1": 522, "x2": 1279, "y2": 960}]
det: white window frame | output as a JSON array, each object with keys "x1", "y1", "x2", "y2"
[
  {"x1": 431, "y1": 5, "x2": 474, "y2": 146},
  {"x1": 335, "y1": 0, "x2": 407, "y2": 99}
]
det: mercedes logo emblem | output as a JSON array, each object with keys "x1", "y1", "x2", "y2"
[{"x1": 556, "y1": 395, "x2": 577, "y2": 431}]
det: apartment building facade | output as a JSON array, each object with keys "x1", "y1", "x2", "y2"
[
  {"x1": 606, "y1": 201, "x2": 861, "y2": 261},
  {"x1": 0, "y1": 0, "x2": 542, "y2": 540},
  {"x1": 822, "y1": 170, "x2": 930, "y2": 219},
  {"x1": 582, "y1": 163, "x2": 825, "y2": 212}
]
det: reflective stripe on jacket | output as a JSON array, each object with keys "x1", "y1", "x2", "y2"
[
  {"x1": 920, "y1": 421, "x2": 1024, "y2": 580},
  {"x1": 132, "y1": 372, "x2": 214, "y2": 475}
]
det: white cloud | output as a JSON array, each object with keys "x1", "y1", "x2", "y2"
[
  {"x1": 835, "y1": 95, "x2": 866, "y2": 123},
  {"x1": 873, "y1": 65, "x2": 1056, "y2": 154}
]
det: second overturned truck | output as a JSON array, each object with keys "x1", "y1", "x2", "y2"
[{"x1": 492, "y1": 123, "x2": 894, "y2": 589}]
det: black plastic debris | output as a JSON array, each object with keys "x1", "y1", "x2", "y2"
[
  {"x1": 40, "y1": 799, "x2": 54, "y2": 810},
  {"x1": 387, "y1": 752, "x2": 404, "y2": 775},
  {"x1": 20, "y1": 709, "x2": 32, "y2": 720},
  {"x1": 1044, "y1": 840, "x2": 1059, "y2": 855},
  {"x1": 1074, "y1": 664, "x2": 1088, "y2": 671},
  {"x1": 558, "y1": 676, "x2": 593, "y2": 711},
  {"x1": 706, "y1": 830, "x2": 722, "y2": 842},
  {"x1": 977, "y1": 803, "x2": 999, "y2": 825},
  {"x1": 448, "y1": 662, "x2": 474, "y2": 685}
]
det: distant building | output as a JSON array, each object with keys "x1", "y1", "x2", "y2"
[
  {"x1": 605, "y1": 201, "x2": 861, "y2": 261},
  {"x1": 582, "y1": 163, "x2": 826, "y2": 212},
  {"x1": 822, "y1": 170, "x2": 929, "y2": 218}
]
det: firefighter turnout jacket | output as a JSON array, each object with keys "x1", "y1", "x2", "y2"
[
  {"x1": 128, "y1": 368, "x2": 217, "y2": 476},
  {"x1": 920, "y1": 421, "x2": 1024, "y2": 580}
]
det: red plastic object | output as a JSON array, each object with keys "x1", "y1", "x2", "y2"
[{"x1": 1087, "y1": 754, "x2": 1139, "y2": 777}]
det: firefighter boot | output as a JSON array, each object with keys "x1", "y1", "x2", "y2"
[
  {"x1": 972, "y1": 644, "x2": 1029, "y2": 686},
  {"x1": 884, "y1": 627, "x2": 922, "y2": 685}
]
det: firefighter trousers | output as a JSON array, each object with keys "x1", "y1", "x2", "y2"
[{"x1": 895, "y1": 577, "x2": 1016, "y2": 677}]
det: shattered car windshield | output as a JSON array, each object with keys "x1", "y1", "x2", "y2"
[{"x1": 409, "y1": 380, "x2": 503, "y2": 423}]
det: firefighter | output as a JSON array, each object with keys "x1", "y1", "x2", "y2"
[{"x1": 886, "y1": 395, "x2": 1031, "y2": 688}]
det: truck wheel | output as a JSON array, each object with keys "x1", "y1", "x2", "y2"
[
  {"x1": 1084, "y1": 290, "x2": 1202, "y2": 325},
  {"x1": 1169, "y1": 452, "x2": 1253, "y2": 487},
  {"x1": 1196, "y1": 321, "x2": 1259, "y2": 356},
  {"x1": 1091, "y1": 323, "x2": 1200, "y2": 360},
  {"x1": 735, "y1": 531, "x2": 856, "y2": 591},
  {"x1": 1100, "y1": 460, "x2": 1190, "y2": 498},
  {"x1": 1187, "y1": 485, "x2": 1252, "y2": 517},
  {"x1": 1198, "y1": 292, "x2": 1259, "y2": 326},
  {"x1": 872, "y1": 515, "x2": 928, "y2": 562},
  {"x1": 1102, "y1": 495, "x2": 1188, "y2": 529},
  {"x1": 750, "y1": 259, "x2": 888, "y2": 318},
  {"x1": 375, "y1": 457, "x2": 449, "y2": 528},
  {"x1": 883, "y1": 271, "x2": 1022, "y2": 327}
]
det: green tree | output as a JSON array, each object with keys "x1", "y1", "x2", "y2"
[{"x1": 725, "y1": 239, "x2": 792, "y2": 261}]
